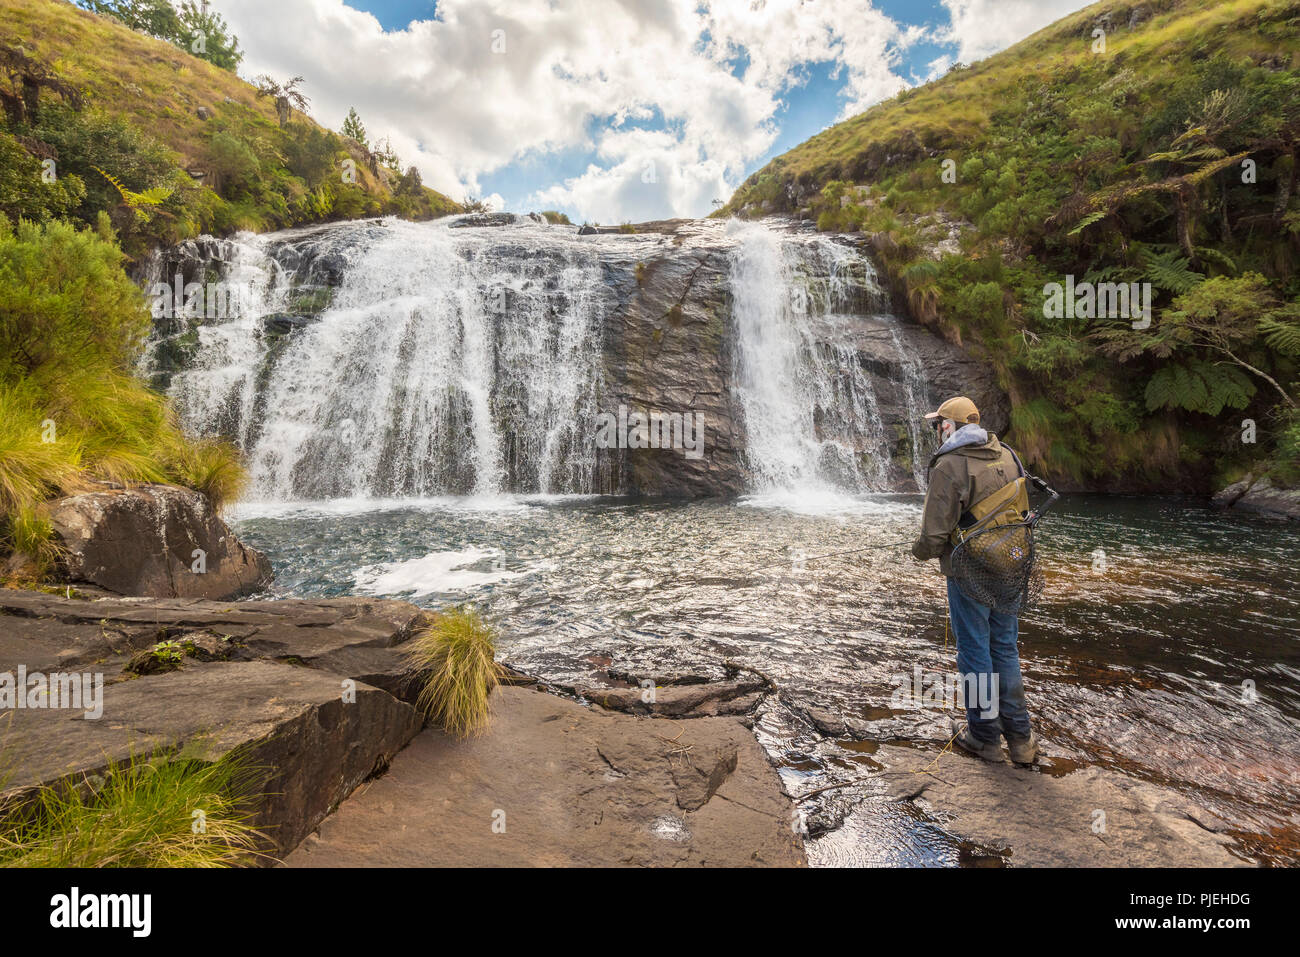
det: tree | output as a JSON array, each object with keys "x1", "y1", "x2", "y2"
[
  {"x1": 205, "y1": 131, "x2": 259, "y2": 196},
  {"x1": 254, "y1": 75, "x2": 309, "y2": 128},
  {"x1": 76, "y1": 0, "x2": 182, "y2": 40},
  {"x1": 0, "y1": 42, "x2": 82, "y2": 126},
  {"x1": 175, "y1": 2, "x2": 243, "y2": 72},
  {"x1": 370, "y1": 135, "x2": 400, "y2": 173},
  {"x1": 341, "y1": 107, "x2": 368, "y2": 149},
  {"x1": 1123, "y1": 274, "x2": 1294, "y2": 413}
]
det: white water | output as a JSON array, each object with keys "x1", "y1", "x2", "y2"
[
  {"x1": 727, "y1": 220, "x2": 920, "y2": 497},
  {"x1": 151, "y1": 216, "x2": 932, "y2": 501}
]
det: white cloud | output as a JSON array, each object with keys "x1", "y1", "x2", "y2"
[
  {"x1": 214, "y1": 0, "x2": 1093, "y2": 222},
  {"x1": 937, "y1": 0, "x2": 1094, "y2": 64},
  {"x1": 217, "y1": 0, "x2": 921, "y2": 221}
]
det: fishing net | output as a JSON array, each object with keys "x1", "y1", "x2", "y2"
[{"x1": 949, "y1": 520, "x2": 1044, "y2": 614}]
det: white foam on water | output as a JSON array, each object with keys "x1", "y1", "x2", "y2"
[
  {"x1": 354, "y1": 547, "x2": 522, "y2": 597},
  {"x1": 229, "y1": 492, "x2": 606, "y2": 521},
  {"x1": 736, "y1": 488, "x2": 921, "y2": 518}
]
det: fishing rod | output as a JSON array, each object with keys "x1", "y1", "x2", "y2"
[{"x1": 784, "y1": 541, "x2": 913, "y2": 565}]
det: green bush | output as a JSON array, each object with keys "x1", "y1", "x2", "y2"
[{"x1": 0, "y1": 214, "x2": 249, "y2": 570}]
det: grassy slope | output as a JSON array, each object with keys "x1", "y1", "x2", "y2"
[
  {"x1": 718, "y1": 0, "x2": 1300, "y2": 491},
  {"x1": 0, "y1": 0, "x2": 462, "y2": 245},
  {"x1": 722, "y1": 1, "x2": 1288, "y2": 202}
]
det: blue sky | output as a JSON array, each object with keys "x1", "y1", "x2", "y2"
[{"x1": 219, "y1": 0, "x2": 1091, "y2": 221}]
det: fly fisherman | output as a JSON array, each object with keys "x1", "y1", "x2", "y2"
[{"x1": 911, "y1": 396, "x2": 1039, "y2": 765}]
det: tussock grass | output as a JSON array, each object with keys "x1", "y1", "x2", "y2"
[
  {"x1": 406, "y1": 607, "x2": 504, "y2": 737},
  {"x1": 0, "y1": 216, "x2": 251, "y2": 579},
  {"x1": 0, "y1": 749, "x2": 268, "y2": 868},
  {"x1": 162, "y1": 436, "x2": 248, "y2": 512}
]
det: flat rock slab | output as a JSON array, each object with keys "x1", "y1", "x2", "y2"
[
  {"x1": 0, "y1": 590, "x2": 430, "y2": 699},
  {"x1": 872, "y1": 744, "x2": 1242, "y2": 867},
  {"x1": 285, "y1": 685, "x2": 806, "y2": 867}
]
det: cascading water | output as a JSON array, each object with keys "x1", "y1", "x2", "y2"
[
  {"x1": 150, "y1": 217, "x2": 614, "y2": 499},
  {"x1": 147, "y1": 215, "x2": 935, "y2": 501},
  {"x1": 727, "y1": 220, "x2": 929, "y2": 495}
]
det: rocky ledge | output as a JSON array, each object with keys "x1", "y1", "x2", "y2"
[
  {"x1": 0, "y1": 590, "x2": 804, "y2": 866},
  {"x1": 1212, "y1": 474, "x2": 1300, "y2": 522}
]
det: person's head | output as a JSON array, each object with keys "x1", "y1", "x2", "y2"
[{"x1": 924, "y1": 396, "x2": 980, "y2": 443}]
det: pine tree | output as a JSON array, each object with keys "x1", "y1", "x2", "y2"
[{"x1": 342, "y1": 107, "x2": 367, "y2": 149}]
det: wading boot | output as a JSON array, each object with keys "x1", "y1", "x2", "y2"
[
  {"x1": 1006, "y1": 730, "x2": 1039, "y2": 765},
  {"x1": 950, "y1": 720, "x2": 1005, "y2": 763}
]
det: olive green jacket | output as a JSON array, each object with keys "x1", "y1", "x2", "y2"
[{"x1": 912, "y1": 432, "x2": 1023, "y2": 576}]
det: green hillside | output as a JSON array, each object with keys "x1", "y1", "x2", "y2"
[
  {"x1": 0, "y1": 0, "x2": 462, "y2": 260},
  {"x1": 719, "y1": 0, "x2": 1300, "y2": 492}
]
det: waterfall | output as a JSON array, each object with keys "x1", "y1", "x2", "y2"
[
  {"x1": 150, "y1": 217, "x2": 611, "y2": 499},
  {"x1": 147, "y1": 215, "x2": 935, "y2": 501},
  {"x1": 727, "y1": 220, "x2": 928, "y2": 495}
]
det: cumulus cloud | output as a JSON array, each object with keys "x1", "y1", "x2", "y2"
[
  {"x1": 215, "y1": 0, "x2": 1092, "y2": 221},
  {"x1": 937, "y1": 0, "x2": 1094, "y2": 64}
]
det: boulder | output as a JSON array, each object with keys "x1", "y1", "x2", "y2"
[
  {"x1": 47, "y1": 483, "x2": 273, "y2": 600},
  {"x1": 0, "y1": 660, "x2": 423, "y2": 859},
  {"x1": 0, "y1": 590, "x2": 432, "y2": 860},
  {"x1": 1212, "y1": 474, "x2": 1300, "y2": 521}
]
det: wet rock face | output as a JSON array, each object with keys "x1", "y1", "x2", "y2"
[
  {"x1": 599, "y1": 235, "x2": 1007, "y2": 496},
  {"x1": 47, "y1": 483, "x2": 273, "y2": 600}
]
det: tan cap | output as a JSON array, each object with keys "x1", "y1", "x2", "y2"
[{"x1": 924, "y1": 396, "x2": 980, "y2": 424}]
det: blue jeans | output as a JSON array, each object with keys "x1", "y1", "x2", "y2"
[{"x1": 947, "y1": 577, "x2": 1032, "y2": 743}]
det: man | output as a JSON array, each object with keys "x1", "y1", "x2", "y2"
[{"x1": 911, "y1": 396, "x2": 1039, "y2": 764}]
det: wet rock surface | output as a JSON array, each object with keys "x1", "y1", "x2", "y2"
[
  {"x1": 866, "y1": 743, "x2": 1243, "y2": 868},
  {"x1": 285, "y1": 685, "x2": 806, "y2": 867},
  {"x1": 47, "y1": 483, "x2": 273, "y2": 600}
]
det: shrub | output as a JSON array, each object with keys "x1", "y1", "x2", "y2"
[{"x1": 0, "y1": 214, "x2": 248, "y2": 548}]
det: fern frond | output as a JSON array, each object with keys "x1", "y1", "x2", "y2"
[
  {"x1": 1259, "y1": 315, "x2": 1300, "y2": 356},
  {"x1": 1068, "y1": 209, "x2": 1107, "y2": 236}
]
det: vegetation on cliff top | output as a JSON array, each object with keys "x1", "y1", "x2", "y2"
[
  {"x1": 717, "y1": 0, "x2": 1300, "y2": 492},
  {"x1": 0, "y1": 0, "x2": 462, "y2": 260}
]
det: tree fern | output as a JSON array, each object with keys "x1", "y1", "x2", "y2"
[
  {"x1": 1068, "y1": 209, "x2": 1107, "y2": 236},
  {"x1": 1145, "y1": 359, "x2": 1255, "y2": 415},
  {"x1": 1259, "y1": 314, "x2": 1300, "y2": 356},
  {"x1": 1138, "y1": 246, "x2": 1203, "y2": 294},
  {"x1": 90, "y1": 166, "x2": 172, "y2": 222}
]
